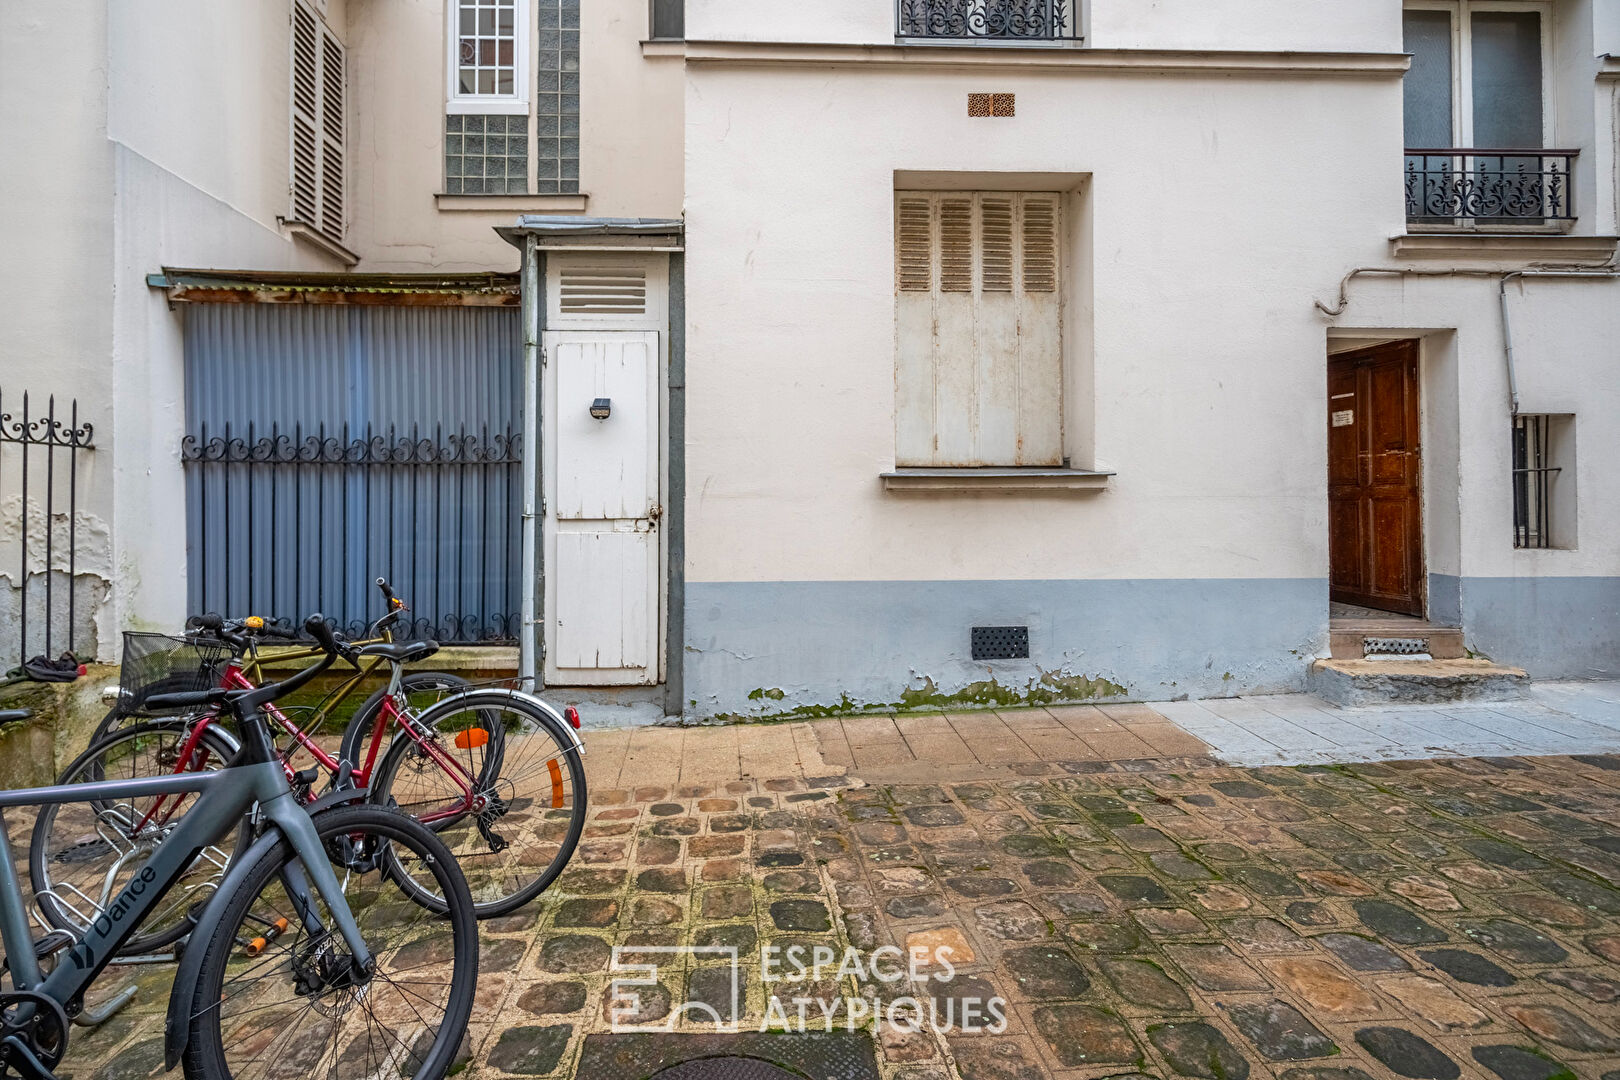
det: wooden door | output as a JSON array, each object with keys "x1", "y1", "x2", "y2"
[
  {"x1": 1328, "y1": 342, "x2": 1424, "y2": 616},
  {"x1": 543, "y1": 330, "x2": 662, "y2": 685}
]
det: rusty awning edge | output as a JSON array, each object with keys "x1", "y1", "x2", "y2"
[
  {"x1": 495, "y1": 216, "x2": 685, "y2": 250},
  {"x1": 147, "y1": 268, "x2": 522, "y2": 306}
]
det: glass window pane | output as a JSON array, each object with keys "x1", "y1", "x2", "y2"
[
  {"x1": 460, "y1": 8, "x2": 475, "y2": 33},
  {"x1": 478, "y1": 70, "x2": 495, "y2": 94},
  {"x1": 651, "y1": 0, "x2": 684, "y2": 39},
  {"x1": 1471, "y1": 11, "x2": 1542, "y2": 148},
  {"x1": 1403, "y1": 9, "x2": 1453, "y2": 148},
  {"x1": 497, "y1": 71, "x2": 514, "y2": 94},
  {"x1": 479, "y1": 9, "x2": 495, "y2": 33}
]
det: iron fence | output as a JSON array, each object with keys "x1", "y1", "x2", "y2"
[
  {"x1": 182, "y1": 421, "x2": 522, "y2": 643},
  {"x1": 896, "y1": 0, "x2": 1081, "y2": 40},
  {"x1": 1405, "y1": 148, "x2": 1576, "y2": 225},
  {"x1": 1, "y1": 390, "x2": 96, "y2": 668}
]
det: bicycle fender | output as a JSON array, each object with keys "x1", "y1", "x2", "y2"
[
  {"x1": 417, "y1": 688, "x2": 585, "y2": 756},
  {"x1": 304, "y1": 785, "x2": 369, "y2": 816},
  {"x1": 162, "y1": 826, "x2": 284, "y2": 1069}
]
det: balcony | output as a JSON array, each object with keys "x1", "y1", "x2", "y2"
[
  {"x1": 896, "y1": 0, "x2": 1082, "y2": 42},
  {"x1": 1405, "y1": 149, "x2": 1576, "y2": 229}
]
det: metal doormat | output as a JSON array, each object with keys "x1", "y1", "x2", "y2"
[
  {"x1": 1363, "y1": 637, "x2": 1428, "y2": 656},
  {"x1": 578, "y1": 1032, "x2": 878, "y2": 1080}
]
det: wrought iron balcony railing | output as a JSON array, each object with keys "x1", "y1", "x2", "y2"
[
  {"x1": 1405, "y1": 148, "x2": 1576, "y2": 226},
  {"x1": 896, "y1": 0, "x2": 1082, "y2": 41}
]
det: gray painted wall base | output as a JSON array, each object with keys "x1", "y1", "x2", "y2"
[
  {"x1": 683, "y1": 578, "x2": 1326, "y2": 718},
  {"x1": 1460, "y1": 576, "x2": 1620, "y2": 679}
]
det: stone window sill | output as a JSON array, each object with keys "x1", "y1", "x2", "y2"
[
  {"x1": 1390, "y1": 232, "x2": 1618, "y2": 262},
  {"x1": 436, "y1": 193, "x2": 587, "y2": 212},
  {"x1": 880, "y1": 467, "x2": 1113, "y2": 493},
  {"x1": 641, "y1": 40, "x2": 685, "y2": 57}
]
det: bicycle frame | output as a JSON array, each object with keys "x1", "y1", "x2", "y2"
[
  {"x1": 0, "y1": 764, "x2": 371, "y2": 1007},
  {"x1": 201, "y1": 664, "x2": 481, "y2": 825}
]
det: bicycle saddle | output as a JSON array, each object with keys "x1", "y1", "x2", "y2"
[{"x1": 355, "y1": 640, "x2": 440, "y2": 664}]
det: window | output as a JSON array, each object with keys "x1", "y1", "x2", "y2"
[
  {"x1": 1512, "y1": 413, "x2": 1575, "y2": 548},
  {"x1": 1403, "y1": 3, "x2": 1566, "y2": 224},
  {"x1": 290, "y1": 1, "x2": 345, "y2": 240},
  {"x1": 536, "y1": 0, "x2": 580, "y2": 193},
  {"x1": 447, "y1": 0, "x2": 530, "y2": 114},
  {"x1": 894, "y1": 192, "x2": 1062, "y2": 468},
  {"x1": 650, "y1": 0, "x2": 684, "y2": 40}
]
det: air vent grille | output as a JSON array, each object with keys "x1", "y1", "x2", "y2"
[
  {"x1": 559, "y1": 267, "x2": 648, "y2": 315},
  {"x1": 971, "y1": 625, "x2": 1029, "y2": 661}
]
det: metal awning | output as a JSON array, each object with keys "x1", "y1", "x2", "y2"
[
  {"x1": 147, "y1": 268, "x2": 521, "y2": 306},
  {"x1": 496, "y1": 216, "x2": 685, "y2": 251}
]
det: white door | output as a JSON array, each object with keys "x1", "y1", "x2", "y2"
[{"x1": 543, "y1": 330, "x2": 661, "y2": 685}]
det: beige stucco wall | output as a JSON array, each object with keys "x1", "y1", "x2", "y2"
[{"x1": 347, "y1": 0, "x2": 683, "y2": 271}]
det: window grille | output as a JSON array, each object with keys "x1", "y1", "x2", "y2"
[{"x1": 1512, "y1": 413, "x2": 1558, "y2": 548}]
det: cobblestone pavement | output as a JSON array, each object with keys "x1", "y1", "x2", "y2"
[{"x1": 31, "y1": 747, "x2": 1620, "y2": 1080}]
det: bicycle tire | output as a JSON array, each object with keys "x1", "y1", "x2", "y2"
[
  {"x1": 30, "y1": 721, "x2": 249, "y2": 955},
  {"x1": 182, "y1": 804, "x2": 477, "y2": 1080},
  {"x1": 369, "y1": 691, "x2": 586, "y2": 918},
  {"x1": 336, "y1": 671, "x2": 473, "y2": 769}
]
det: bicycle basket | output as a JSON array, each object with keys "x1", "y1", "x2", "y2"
[{"x1": 118, "y1": 632, "x2": 230, "y2": 714}]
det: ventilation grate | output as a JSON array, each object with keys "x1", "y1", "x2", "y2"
[
  {"x1": 1364, "y1": 637, "x2": 1428, "y2": 656},
  {"x1": 971, "y1": 625, "x2": 1029, "y2": 661},
  {"x1": 559, "y1": 267, "x2": 648, "y2": 315}
]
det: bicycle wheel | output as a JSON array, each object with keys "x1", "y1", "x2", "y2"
[
  {"x1": 182, "y1": 804, "x2": 477, "y2": 1080},
  {"x1": 31, "y1": 720, "x2": 247, "y2": 955},
  {"x1": 337, "y1": 672, "x2": 473, "y2": 770},
  {"x1": 369, "y1": 692, "x2": 586, "y2": 917}
]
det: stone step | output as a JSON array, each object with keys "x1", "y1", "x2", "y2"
[
  {"x1": 1308, "y1": 658, "x2": 1529, "y2": 707},
  {"x1": 1328, "y1": 626, "x2": 1465, "y2": 660}
]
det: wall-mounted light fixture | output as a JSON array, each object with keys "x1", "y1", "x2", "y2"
[{"x1": 589, "y1": 397, "x2": 612, "y2": 420}]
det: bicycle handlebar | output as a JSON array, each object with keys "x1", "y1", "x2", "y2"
[{"x1": 148, "y1": 613, "x2": 340, "y2": 713}]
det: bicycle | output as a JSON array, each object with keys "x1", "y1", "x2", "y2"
[
  {"x1": 93, "y1": 578, "x2": 469, "y2": 746},
  {"x1": 34, "y1": 605, "x2": 587, "y2": 925},
  {"x1": 0, "y1": 616, "x2": 478, "y2": 1080}
]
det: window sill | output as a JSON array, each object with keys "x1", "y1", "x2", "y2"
[
  {"x1": 281, "y1": 219, "x2": 359, "y2": 266},
  {"x1": 880, "y1": 467, "x2": 1114, "y2": 493},
  {"x1": 1390, "y1": 232, "x2": 1618, "y2": 262},
  {"x1": 435, "y1": 193, "x2": 588, "y2": 212},
  {"x1": 641, "y1": 40, "x2": 685, "y2": 57}
]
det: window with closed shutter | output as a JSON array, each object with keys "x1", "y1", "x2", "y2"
[
  {"x1": 290, "y1": 1, "x2": 345, "y2": 242},
  {"x1": 894, "y1": 191, "x2": 1062, "y2": 468}
]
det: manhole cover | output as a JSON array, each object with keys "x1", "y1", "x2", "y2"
[{"x1": 651, "y1": 1059, "x2": 806, "y2": 1080}]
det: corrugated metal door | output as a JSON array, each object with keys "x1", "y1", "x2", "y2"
[
  {"x1": 182, "y1": 304, "x2": 522, "y2": 641},
  {"x1": 542, "y1": 331, "x2": 660, "y2": 684},
  {"x1": 895, "y1": 191, "x2": 1062, "y2": 467}
]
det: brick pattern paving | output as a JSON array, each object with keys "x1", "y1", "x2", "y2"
[{"x1": 20, "y1": 750, "x2": 1620, "y2": 1080}]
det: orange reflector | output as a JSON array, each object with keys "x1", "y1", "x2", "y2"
[
  {"x1": 245, "y1": 615, "x2": 264, "y2": 630},
  {"x1": 548, "y1": 758, "x2": 565, "y2": 809},
  {"x1": 454, "y1": 728, "x2": 489, "y2": 749}
]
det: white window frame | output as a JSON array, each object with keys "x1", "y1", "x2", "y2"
[
  {"x1": 446, "y1": 0, "x2": 531, "y2": 116},
  {"x1": 1404, "y1": 0, "x2": 1553, "y2": 148}
]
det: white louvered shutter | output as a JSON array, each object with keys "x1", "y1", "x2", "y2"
[
  {"x1": 894, "y1": 192, "x2": 1062, "y2": 467},
  {"x1": 290, "y1": 1, "x2": 345, "y2": 242}
]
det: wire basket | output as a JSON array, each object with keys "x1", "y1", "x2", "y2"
[{"x1": 118, "y1": 632, "x2": 230, "y2": 714}]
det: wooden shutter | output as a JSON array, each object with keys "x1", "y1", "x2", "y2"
[
  {"x1": 290, "y1": 1, "x2": 345, "y2": 242},
  {"x1": 894, "y1": 192, "x2": 1063, "y2": 467}
]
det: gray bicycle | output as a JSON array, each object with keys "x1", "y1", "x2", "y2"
[{"x1": 0, "y1": 615, "x2": 478, "y2": 1080}]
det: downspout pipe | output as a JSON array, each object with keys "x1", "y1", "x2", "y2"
[
  {"x1": 519, "y1": 233, "x2": 542, "y2": 687},
  {"x1": 1498, "y1": 272, "x2": 1522, "y2": 417}
]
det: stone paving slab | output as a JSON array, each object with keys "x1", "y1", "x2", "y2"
[{"x1": 24, "y1": 748, "x2": 1620, "y2": 1080}]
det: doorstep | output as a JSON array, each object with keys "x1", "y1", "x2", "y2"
[{"x1": 1309, "y1": 657, "x2": 1528, "y2": 707}]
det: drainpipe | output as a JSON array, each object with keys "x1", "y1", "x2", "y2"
[
  {"x1": 1498, "y1": 272, "x2": 1523, "y2": 417},
  {"x1": 519, "y1": 233, "x2": 542, "y2": 687}
]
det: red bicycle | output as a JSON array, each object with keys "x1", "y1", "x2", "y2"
[{"x1": 32, "y1": 593, "x2": 586, "y2": 942}]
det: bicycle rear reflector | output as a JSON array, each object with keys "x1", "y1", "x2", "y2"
[{"x1": 454, "y1": 728, "x2": 490, "y2": 749}]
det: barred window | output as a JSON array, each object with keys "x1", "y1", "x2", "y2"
[{"x1": 1512, "y1": 413, "x2": 1575, "y2": 549}]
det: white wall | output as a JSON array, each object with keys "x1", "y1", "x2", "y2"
[
  {"x1": 682, "y1": 62, "x2": 1403, "y2": 587},
  {"x1": 687, "y1": 0, "x2": 1399, "y2": 51}
]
